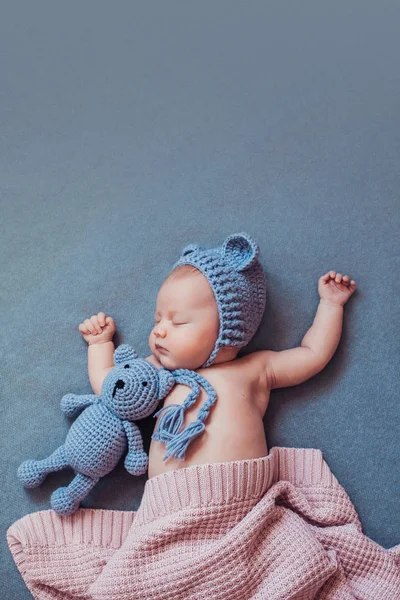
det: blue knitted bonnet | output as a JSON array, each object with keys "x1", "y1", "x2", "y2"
[
  {"x1": 171, "y1": 232, "x2": 267, "y2": 367},
  {"x1": 151, "y1": 232, "x2": 267, "y2": 461}
]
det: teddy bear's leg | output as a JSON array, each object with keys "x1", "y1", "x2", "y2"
[
  {"x1": 17, "y1": 445, "x2": 69, "y2": 488},
  {"x1": 51, "y1": 472, "x2": 99, "y2": 516}
]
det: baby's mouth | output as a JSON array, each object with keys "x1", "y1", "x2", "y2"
[{"x1": 155, "y1": 343, "x2": 168, "y2": 353}]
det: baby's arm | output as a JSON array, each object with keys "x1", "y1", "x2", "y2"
[
  {"x1": 88, "y1": 341, "x2": 115, "y2": 395},
  {"x1": 261, "y1": 271, "x2": 357, "y2": 389},
  {"x1": 78, "y1": 312, "x2": 116, "y2": 396}
]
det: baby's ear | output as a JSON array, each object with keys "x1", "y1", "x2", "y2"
[
  {"x1": 113, "y1": 344, "x2": 139, "y2": 366},
  {"x1": 222, "y1": 232, "x2": 260, "y2": 272}
]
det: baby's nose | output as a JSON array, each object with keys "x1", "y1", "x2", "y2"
[{"x1": 154, "y1": 326, "x2": 167, "y2": 338}]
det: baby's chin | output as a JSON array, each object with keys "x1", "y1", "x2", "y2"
[
  {"x1": 156, "y1": 353, "x2": 174, "y2": 368},
  {"x1": 153, "y1": 349, "x2": 177, "y2": 369}
]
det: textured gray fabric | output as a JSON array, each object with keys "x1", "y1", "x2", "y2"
[{"x1": 1, "y1": 1, "x2": 399, "y2": 598}]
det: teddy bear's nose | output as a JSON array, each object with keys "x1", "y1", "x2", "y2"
[{"x1": 115, "y1": 380, "x2": 125, "y2": 389}]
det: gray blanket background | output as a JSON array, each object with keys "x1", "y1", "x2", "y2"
[{"x1": 2, "y1": 2, "x2": 399, "y2": 598}]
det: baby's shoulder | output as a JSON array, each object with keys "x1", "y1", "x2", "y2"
[
  {"x1": 222, "y1": 350, "x2": 270, "y2": 373},
  {"x1": 199, "y1": 350, "x2": 270, "y2": 389}
]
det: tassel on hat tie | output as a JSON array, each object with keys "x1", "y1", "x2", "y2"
[
  {"x1": 152, "y1": 381, "x2": 201, "y2": 444},
  {"x1": 152, "y1": 371, "x2": 217, "y2": 461}
]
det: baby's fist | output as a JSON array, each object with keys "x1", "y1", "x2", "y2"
[
  {"x1": 78, "y1": 312, "x2": 116, "y2": 345},
  {"x1": 318, "y1": 271, "x2": 357, "y2": 307}
]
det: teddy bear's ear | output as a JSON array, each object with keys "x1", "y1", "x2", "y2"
[
  {"x1": 222, "y1": 232, "x2": 260, "y2": 272},
  {"x1": 113, "y1": 344, "x2": 139, "y2": 366},
  {"x1": 157, "y1": 369, "x2": 175, "y2": 400}
]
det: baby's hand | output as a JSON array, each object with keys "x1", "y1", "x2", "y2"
[
  {"x1": 318, "y1": 271, "x2": 357, "y2": 307},
  {"x1": 78, "y1": 312, "x2": 116, "y2": 345}
]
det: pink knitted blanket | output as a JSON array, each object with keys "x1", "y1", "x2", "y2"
[{"x1": 7, "y1": 447, "x2": 400, "y2": 599}]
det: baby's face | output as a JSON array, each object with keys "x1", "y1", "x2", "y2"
[{"x1": 148, "y1": 272, "x2": 219, "y2": 370}]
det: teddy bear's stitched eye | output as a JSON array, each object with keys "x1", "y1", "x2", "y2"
[
  {"x1": 142, "y1": 381, "x2": 148, "y2": 387},
  {"x1": 124, "y1": 364, "x2": 130, "y2": 369}
]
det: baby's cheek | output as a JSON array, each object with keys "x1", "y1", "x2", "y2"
[
  {"x1": 175, "y1": 330, "x2": 197, "y2": 354},
  {"x1": 190, "y1": 329, "x2": 214, "y2": 354}
]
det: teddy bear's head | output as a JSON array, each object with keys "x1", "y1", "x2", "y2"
[{"x1": 100, "y1": 344, "x2": 175, "y2": 421}]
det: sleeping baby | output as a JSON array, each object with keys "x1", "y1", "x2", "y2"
[{"x1": 78, "y1": 232, "x2": 357, "y2": 479}]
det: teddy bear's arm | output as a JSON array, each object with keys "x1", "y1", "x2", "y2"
[
  {"x1": 60, "y1": 393, "x2": 100, "y2": 418},
  {"x1": 122, "y1": 421, "x2": 148, "y2": 476}
]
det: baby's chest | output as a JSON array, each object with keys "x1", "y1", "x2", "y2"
[
  {"x1": 148, "y1": 368, "x2": 269, "y2": 477},
  {"x1": 160, "y1": 371, "x2": 260, "y2": 423}
]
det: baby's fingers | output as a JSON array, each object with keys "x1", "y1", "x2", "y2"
[
  {"x1": 97, "y1": 312, "x2": 107, "y2": 327},
  {"x1": 82, "y1": 317, "x2": 99, "y2": 335},
  {"x1": 340, "y1": 275, "x2": 357, "y2": 287},
  {"x1": 89, "y1": 315, "x2": 103, "y2": 334},
  {"x1": 320, "y1": 271, "x2": 336, "y2": 282},
  {"x1": 321, "y1": 271, "x2": 356, "y2": 287}
]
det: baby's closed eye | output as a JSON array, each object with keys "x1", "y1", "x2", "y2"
[{"x1": 153, "y1": 316, "x2": 188, "y2": 325}]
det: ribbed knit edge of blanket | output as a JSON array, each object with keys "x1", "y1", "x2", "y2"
[{"x1": 7, "y1": 447, "x2": 400, "y2": 600}]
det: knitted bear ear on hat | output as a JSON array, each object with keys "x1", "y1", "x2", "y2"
[
  {"x1": 222, "y1": 232, "x2": 260, "y2": 272},
  {"x1": 113, "y1": 344, "x2": 139, "y2": 366},
  {"x1": 181, "y1": 243, "x2": 206, "y2": 256}
]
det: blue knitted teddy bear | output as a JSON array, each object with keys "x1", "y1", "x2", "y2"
[
  {"x1": 17, "y1": 344, "x2": 176, "y2": 516},
  {"x1": 18, "y1": 343, "x2": 218, "y2": 516}
]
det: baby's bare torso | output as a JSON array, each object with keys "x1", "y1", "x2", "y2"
[{"x1": 146, "y1": 352, "x2": 270, "y2": 479}]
